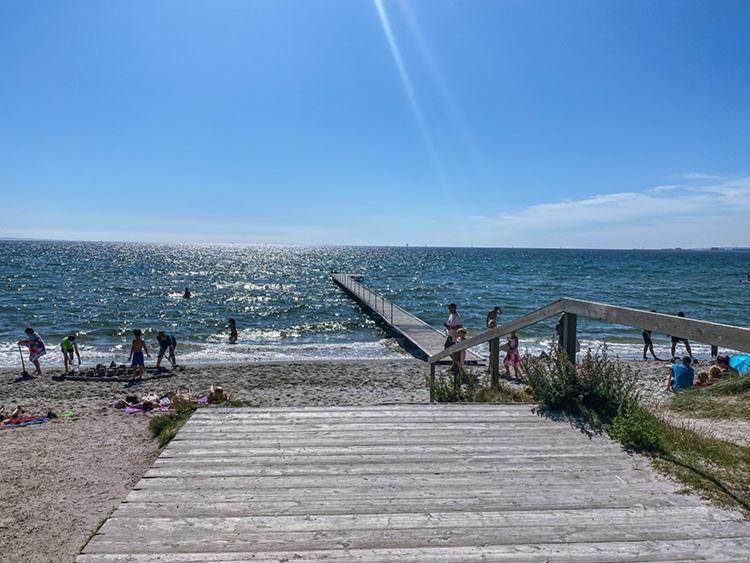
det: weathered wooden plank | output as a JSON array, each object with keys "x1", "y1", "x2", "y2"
[
  {"x1": 197, "y1": 404, "x2": 539, "y2": 414},
  {"x1": 76, "y1": 537, "x2": 750, "y2": 562},
  {"x1": 85, "y1": 520, "x2": 750, "y2": 552},
  {"x1": 113, "y1": 493, "x2": 699, "y2": 517}
]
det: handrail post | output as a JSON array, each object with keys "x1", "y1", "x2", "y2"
[
  {"x1": 489, "y1": 337, "x2": 500, "y2": 389},
  {"x1": 562, "y1": 312, "x2": 577, "y2": 364},
  {"x1": 429, "y1": 363, "x2": 435, "y2": 402}
]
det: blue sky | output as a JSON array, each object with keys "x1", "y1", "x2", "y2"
[{"x1": 1, "y1": 0, "x2": 748, "y2": 248}]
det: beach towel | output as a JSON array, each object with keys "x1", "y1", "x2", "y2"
[
  {"x1": 124, "y1": 405, "x2": 173, "y2": 414},
  {"x1": 2, "y1": 416, "x2": 49, "y2": 428},
  {"x1": 729, "y1": 355, "x2": 750, "y2": 376}
]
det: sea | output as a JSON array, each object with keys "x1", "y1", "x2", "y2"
[{"x1": 1, "y1": 240, "x2": 748, "y2": 367}]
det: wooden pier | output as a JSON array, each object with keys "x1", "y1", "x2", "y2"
[
  {"x1": 331, "y1": 273, "x2": 483, "y2": 364},
  {"x1": 79, "y1": 404, "x2": 750, "y2": 561}
]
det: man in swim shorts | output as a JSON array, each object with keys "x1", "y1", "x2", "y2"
[
  {"x1": 156, "y1": 331, "x2": 177, "y2": 370},
  {"x1": 60, "y1": 334, "x2": 81, "y2": 372}
]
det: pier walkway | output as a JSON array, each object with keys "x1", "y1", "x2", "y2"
[
  {"x1": 79, "y1": 404, "x2": 750, "y2": 561},
  {"x1": 331, "y1": 273, "x2": 483, "y2": 364}
]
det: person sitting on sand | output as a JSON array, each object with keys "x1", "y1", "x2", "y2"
[
  {"x1": 60, "y1": 334, "x2": 81, "y2": 373},
  {"x1": 504, "y1": 331, "x2": 521, "y2": 378},
  {"x1": 486, "y1": 306, "x2": 502, "y2": 329},
  {"x1": 18, "y1": 327, "x2": 46, "y2": 377},
  {"x1": 127, "y1": 329, "x2": 150, "y2": 381},
  {"x1": 667, "y1": 356, "x2": 695, "y2": 392},
  {"x1": 669, "y1": 312, "x2": 695, "y2": 360},
  {"x1": 155, "y1": 331, "x2": 177, "y2": 370},
  {"x1": 228, "y1": 318, "x2": 238, "y2": 342},
  {"x1": 183, "y1": 287, "x2": 192, "y2": 299},
  {"x1": 703, "y1": 355, "x2": 740, "y2": 385}
]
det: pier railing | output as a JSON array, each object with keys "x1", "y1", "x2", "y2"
[
  {"x1": 335, "y1": 273, "x2": 395, "y2": 324},
  {"x1": 428, "y1": 298, "x2": 750, "y2": 400}
]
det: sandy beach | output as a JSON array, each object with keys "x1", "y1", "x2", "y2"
[
  {"x1": 2, "y1": 356, "x2": 747, "y2": 562},
  {"x1": 0, "y1": 359, "x2": 426, "y2": 563}
]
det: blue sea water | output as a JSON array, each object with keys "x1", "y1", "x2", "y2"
[{"x1": 1, "y1": 241, "x2": 748, "y2": 367}]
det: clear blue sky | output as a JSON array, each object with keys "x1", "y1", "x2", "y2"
[{"x1": 1, "y1": 0, "x2": 748, "y2": 248}]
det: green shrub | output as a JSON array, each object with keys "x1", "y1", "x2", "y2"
[{"x1": 525, "y1": 346, "x2": 637, "y2": 425}]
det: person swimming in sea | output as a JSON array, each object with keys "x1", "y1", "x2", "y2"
[{"x1": 183, "y1": 287, "x2": 192, "y2": 299}]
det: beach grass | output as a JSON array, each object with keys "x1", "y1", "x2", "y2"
[
  {"x1": 527, "y1": 347, "x2": 750, "y2": 514},
  {"x1": 428, "y1": 371, "x2": 532, "y2": 403},
  {"x1": 668, "y1": 376, "x2": 750, "y2": 421},
  {"x1": 149, "y1": 405, "x2": 196, "y2": 447}
]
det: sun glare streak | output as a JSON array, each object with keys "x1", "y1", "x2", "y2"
[
  {"x1": 373, "y1": 0, "x2": 447, "y2": 186},
  {"x1": 397, "y1": 0, "x2": 489, "y2": 183}
]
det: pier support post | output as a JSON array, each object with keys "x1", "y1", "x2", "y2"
[
  {"x1": 429, "y1": 363, "x2": 435, "y2": 403},
  {"x1": 489, "y1": 337, "x2": 500, "y2": 389},
  {"x1": 562, "y1": 313, "x2": 577, "y2": 364}
]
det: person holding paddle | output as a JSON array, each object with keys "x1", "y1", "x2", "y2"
[{"x1": 17, "y1": 327, "x2": 46, "y2": 377}]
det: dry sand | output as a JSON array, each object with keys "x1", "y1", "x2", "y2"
[
  {"x1": 0, "y1": 359, "x2": 425, "y2": 563},
  {"x1": 1, "y1": 355, "x2": 746, "y2": 562}
]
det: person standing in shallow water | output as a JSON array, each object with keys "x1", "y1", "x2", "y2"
[
  {"x1": 228, "y1": 318, "x2": 238, "y2": 342},
  {"x1": 183, "y1": 287, "x2": 192, "y2": 299}
]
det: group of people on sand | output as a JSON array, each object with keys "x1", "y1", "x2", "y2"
[
  {"x1": 443, "y1": 304, "x2": 520, "y2": 379},
  {"x1": 666, "y1": 354, "x2": 741, "y2": 393}
]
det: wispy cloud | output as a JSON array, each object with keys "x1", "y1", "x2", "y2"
[
  {"x1": 460, "y1": 176, "x2": 750, "y2": 248},
  {"x1": 681, "y1": 171, "x2": 727, "y2": 181}
]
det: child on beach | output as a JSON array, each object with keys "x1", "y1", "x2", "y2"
[
  {"x1": 453, "y1": 328, "x2": 468, "y2": 381},
  {"x1": 128, "y1": 329, "x2": 150, "y2": 381},
  {"x1": 17, "y1": 327, "x2": 46, "y2": 377},
  {"x1": 504, "y1": 331, "x2": 521, "y2": 378},
  {"x1": 486, "y1": 306, "x2": 502, "y2": 329},
  {"x1": 60, "y1": 334, "x2": 81, "y2": 372}
]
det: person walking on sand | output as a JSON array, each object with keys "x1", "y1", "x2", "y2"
[
  {"x1": 486, "y1": 306, "x2": 502, "y2": 329},
  {"x1": 504, "y1": 331, "x2": 521, "y2": 378},
  {"x1": 128, "y1": 329, "x2": 150, "y2": 381},
  {"x1": 155, "y1": 331, "x2": 177, "y2": 370},
  {"x1": 228, "y1": 318, "x2": 238, "y2": 342},
  {"x1": 17, "y1": 327, "x2": 46, "y2": 377},
  {"x1": 60, "y1": 334, "x2": 81, "y2": 372},
  {"x1": 670, "y1": 312, "x2": 695, "y2": 360}
]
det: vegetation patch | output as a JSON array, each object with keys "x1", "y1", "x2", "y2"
[
  {"x1": 428, "y1": 370, "x2": 532, "y2": 403},
  {"x1": 526, "y1": 347, "x2": 750, "y2": 514},
  {"x1": 149, "y1": 405, "x2": 196, "y2": 447},
  {"x1": 669, "y1": 376, "x2": 750, "y2": 421}
]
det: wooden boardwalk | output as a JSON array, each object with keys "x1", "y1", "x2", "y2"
[
  {"x1": 80, "y1": 404, "x2": 750, "y2": 562},
  {"x1": 332, "y1": 273, "x2": 483, "y2": 364}
]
